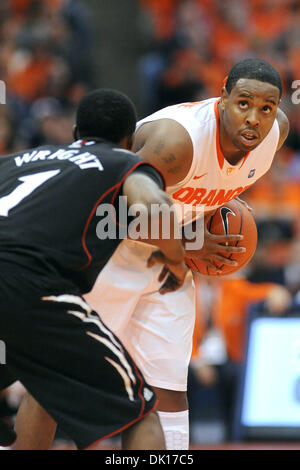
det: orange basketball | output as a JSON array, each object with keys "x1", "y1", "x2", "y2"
[{"x1": 185, "y1": 199, "x2": 257, "y2": 277}]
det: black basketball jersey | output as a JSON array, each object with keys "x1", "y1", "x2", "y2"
[{"x1": 0, "y1": 139, "x2": 164, "y2": 293}]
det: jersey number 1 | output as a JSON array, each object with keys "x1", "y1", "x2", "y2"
[{"x1": 0, "y1": 170, "x2": 60, "y2": 217}]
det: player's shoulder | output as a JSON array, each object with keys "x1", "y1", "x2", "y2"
[
  {"x1": 139, "y1": 97, "x2": 217, "y2": 122},
  {"x1": 137, "y1": 97, "x2": 218, "y2": 140},
  {"x1": 177, "y1": 97, "x2": 218, "y2": 129},
  {"x1": 174, "y1": 97, "x2": 217, "y2": 113}
]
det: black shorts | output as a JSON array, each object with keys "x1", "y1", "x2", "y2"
[
  {"x1": 0, "y1": 273, "x2": 157, "y2": 449},
  {"x1": 0, "y1": 366, "x2": 16, "y2": 390}
]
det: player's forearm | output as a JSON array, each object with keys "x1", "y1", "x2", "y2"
[
  {"x1": 127, "y1": 203, "x2": 185, "y2": 263},
  {"x1": 135, "y1": 213, "x2": 185, "y2": 264},
  {"x1": 124, "y1": 173, "x2": 185, "y2": 263}
]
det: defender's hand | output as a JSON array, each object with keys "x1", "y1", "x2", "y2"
[{"x1": 147, "y1": 250, "x2": 188, "y2": 295}]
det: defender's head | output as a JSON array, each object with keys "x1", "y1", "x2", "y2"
[
  {"x1": 73, "y1": 88, "x2": 137, "y2": 150},
  {"x1": 219, "y1": 58, "x2": 282, "y2": 153}
]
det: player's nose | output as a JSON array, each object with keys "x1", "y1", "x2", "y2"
[{"x1": 245, "y1": 109, "x2": 260, "y2": 127}]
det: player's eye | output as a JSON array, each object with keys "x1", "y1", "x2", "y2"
[
  {"x1": 262, "y1": 105, "x2": 272, "y2": 113},
  {"x1": 238, "y1": 100, "x2": 248, "y2": 109}
]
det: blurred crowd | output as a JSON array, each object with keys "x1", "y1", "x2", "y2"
[
  {"x1": 0, "y1": 0, "x2": 96, "y2": 447},
  {"x1": 138, "y1": 0, "x2": 300, "y2": 444},
  {"x1": 138, "y1": 0, "x2": 300, "y2": 116},
  {"x1": 0, "y1": 0, "x2": 95, "y2": 155}
]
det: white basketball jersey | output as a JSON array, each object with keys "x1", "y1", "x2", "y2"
[{"x1": 136, "y1": 98, "x2": 279, "y2": 217}]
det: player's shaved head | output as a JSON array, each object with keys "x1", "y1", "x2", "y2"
[
  {"x1": 225, "y1": 59, "x2": 282, "y2": 97},
  {"x1": 76, "y1": 88, "x2": 137, "y2": 143}
]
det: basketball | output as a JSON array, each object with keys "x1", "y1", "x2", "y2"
[{"x1": 185, "y1": 199, "x2": 257, "y2": 277}]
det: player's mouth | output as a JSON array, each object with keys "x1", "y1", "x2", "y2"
[{"x1": 239, "y1": 129, "x2": 260, "y2": 148}]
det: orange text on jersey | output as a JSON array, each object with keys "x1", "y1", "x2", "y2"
[{"x1": 172, "y1": 185, "x2": 251, "y2": 206}]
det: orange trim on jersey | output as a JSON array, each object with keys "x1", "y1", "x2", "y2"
[
  {"x1": 238, "y1": 152, "x2": 250, "y2": 169},
  {"x1": 79, "y1": 161, "x2": 165, "y2": 271},
  {"x1": 214, "y1": 99, "x2": 250, "y2": 171}
]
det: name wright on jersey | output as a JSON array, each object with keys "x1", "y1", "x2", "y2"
[{"x1": 14, "y1": 148, "x2": 104, "y2": 171}]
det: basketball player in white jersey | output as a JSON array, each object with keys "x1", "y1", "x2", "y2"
[
  {"x1": 85, "y1": 59, "x2": 289, "y2": 450},
  {"x1": 14, "y1": 59, "x2": 289, "y2": 450}
]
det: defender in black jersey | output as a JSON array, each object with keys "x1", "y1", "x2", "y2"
[{"x1": 0, "y1": 89, "x2": 187, "y2": 449}]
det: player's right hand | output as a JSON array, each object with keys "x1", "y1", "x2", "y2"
[{"x1": 147, "y1": 250, "x2": 188, "y2": 295}]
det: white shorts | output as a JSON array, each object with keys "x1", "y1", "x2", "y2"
[{"x1": 84, "y1": 239, "x2": 195, "y2": 391}]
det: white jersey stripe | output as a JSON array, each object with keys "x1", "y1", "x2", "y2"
[
  {"x1": 105, "y1": 356, "x2": 134, "y2": 401},
  {"x1": 42, "y1": 294, "x2": 92, "y2": 314},
  {"x1": 87, "y1": 331, "x2": 136, "y2": 388},
  {"x1": 65, "y1": 308, "x2": 136, "y2": 385}
]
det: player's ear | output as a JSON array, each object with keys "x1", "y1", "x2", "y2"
[
  {"x1": 72, "y1": 125, "x2": 79, "y2": 140},
  {"x1": 220, "y1": 87, "x2": 229, "y2": 111}
]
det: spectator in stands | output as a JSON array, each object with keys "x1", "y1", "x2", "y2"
[
  {"x1": 188, "y1": 272, "x2": 292, "y2": 442},
  {"x1": 0, "y1": 0, "x2": 94, "y2": 154},
  {"x1": 247, "y1": 219, "x2": 300, "y2": 293}
]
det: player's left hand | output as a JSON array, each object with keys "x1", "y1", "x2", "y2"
[
  {"x1": 235, "y1": 196, "x2": 253, "y2": 212},
  {"x1": 147, "y1": 250, "x2": 188, "y2": 294}
]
